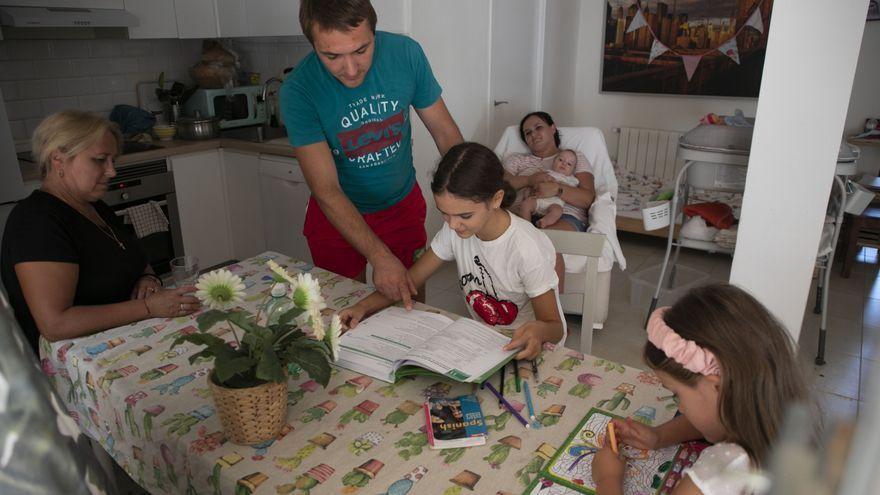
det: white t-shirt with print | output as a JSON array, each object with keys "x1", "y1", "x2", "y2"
[
  {"x1": 430, "y1": 213, "x2": 566, "y2": 344},
  {"x1": 682, "y1": 442, "x2": 756, "y2": 495}
]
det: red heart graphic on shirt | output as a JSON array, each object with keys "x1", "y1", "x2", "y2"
[{"x1": 467, "y1": 290, "x2": 519, "y2": 326}]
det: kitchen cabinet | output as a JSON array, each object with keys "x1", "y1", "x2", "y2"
[
  {"x1": 124, "y1": 0, "x2": 179, "y2": 39},
  {"x1": 258, "y1": 155, "x2": 312, "y2": 264},
  {"x1": 244, "y1": 0, "x2": 302, "y2": 37},
  {"x1": 214, "y1": 0, "x2": 301, "y2": 37},
  {"x1": 3, "y1": 0, "x2": 123, "y2": 7},
  {"x1": 215, "y1": 0, "x2": 248, "y2": 37},
  {"x1": 173, "y1": 0, "x2": 220, "y2": 39},
  {"x1": 222, "y1": 150, "x2": 266, "y2": 260},
  {"x1": 373, "y1": 0, "x2": 408, "y2": 33},
  {"x1": 169, "y1": 150, "x2": 233, "y2": 269}
]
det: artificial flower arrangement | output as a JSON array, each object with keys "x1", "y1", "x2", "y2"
[{"x1": 172, "y1": 260, "x2": 341, "y2": 444}]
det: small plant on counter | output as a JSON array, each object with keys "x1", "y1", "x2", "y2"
[{"x1": 172, "y1": 262, "x2": 340, "y2": 389}]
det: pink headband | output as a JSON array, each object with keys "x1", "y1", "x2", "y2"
[{"x1": 647, "y1": 307, "x2": 720, "y2": 376}]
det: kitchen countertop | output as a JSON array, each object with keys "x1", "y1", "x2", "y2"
[
  {"x1": 117, "y1": 136, "x2": 298, "y2": 166},
  {"x1": 20, "y1": 136, "x2": 297, "y2": 183}
]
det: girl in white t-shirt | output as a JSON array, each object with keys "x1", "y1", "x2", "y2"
[
  {"x1": 339, "y1": 142, "x2": 565, "y2": 359},
  {"x1": 592, "y1": 283, "x2": 814, "y2": 495}
]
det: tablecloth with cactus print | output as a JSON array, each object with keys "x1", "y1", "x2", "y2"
[{"x1": 43, "y1": 251, "x2": 681, "y2": 495}]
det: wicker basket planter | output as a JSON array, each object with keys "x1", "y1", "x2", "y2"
[{"x1": 209, "y1": 372, "x2": 289, "y2": 445}]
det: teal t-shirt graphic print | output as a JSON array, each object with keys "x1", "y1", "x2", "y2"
[{"x1": 282, "y1": 31, "x2": 442, "y2": 213}]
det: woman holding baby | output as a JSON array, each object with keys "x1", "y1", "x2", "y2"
[{"x1": 503, "y1": 111, "x2": 596, "y2": 232}]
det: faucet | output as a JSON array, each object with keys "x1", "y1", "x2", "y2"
[{"x1": 260, "y1": 77, "x2": 283, "y2": 128}]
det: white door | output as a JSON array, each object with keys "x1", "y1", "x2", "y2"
[{"x1": 488, "y1": 0, "x2": 542, "y2": 146}]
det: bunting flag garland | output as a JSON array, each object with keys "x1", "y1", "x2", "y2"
[
  {"x1": 681, "y1": 55, "x2": 703, "y2": 81},
  {"x1": 745, "y1": 7, "x2": 764, "y2": 33},
  {"x1": 648, "y1": 39, "x2": 669, "y2": 64},
  {"x1": 613, "y1": 0, "x2": 767, "y2": 81},
  {"x1": 626, "y1": 9, "x2": 647, "y2": 34},
  {"x1": 716, "y1": 38, "x2": 740, "y2": 64}
]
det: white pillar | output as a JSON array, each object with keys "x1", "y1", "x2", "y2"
[{"x1": 730, "y1": 0, "x2": 869, "y2": 340}]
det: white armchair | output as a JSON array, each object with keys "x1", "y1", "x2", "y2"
[{"x1": 494, "y1": 126, "x2": 627, "y2": 329}]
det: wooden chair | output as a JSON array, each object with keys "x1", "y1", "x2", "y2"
[
  {"x1": 841, "y1": 177, "x2": 880, "y2": 278},
  {"x1": 541, "y1": 230, "x2": 606, "y2": 354}
]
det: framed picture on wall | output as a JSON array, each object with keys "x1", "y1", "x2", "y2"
[
  {"x1": 869, "y1": 0, "x2": 879, "y2": 21},
  {"x1": 601, "y1": 0, "x2": 774, "y2": 97}
]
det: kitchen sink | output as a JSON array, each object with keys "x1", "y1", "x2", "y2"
[{"x1": 221, "y1": 125, "x2": 288, "y2": 143}]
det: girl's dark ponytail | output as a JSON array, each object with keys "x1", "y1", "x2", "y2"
[{"x1": 432, "y1": 142, "x2": 513, "y2": 207}]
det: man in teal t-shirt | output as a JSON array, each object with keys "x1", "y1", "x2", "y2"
[{"x1": 281, "y1": 0, "x2": 462, "y2": 308}]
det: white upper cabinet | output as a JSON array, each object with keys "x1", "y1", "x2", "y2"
[
  {"x1": 3, "y1": 0, "x2": 123, "y2": 7},
  {"x1": 215, "y1": 0, "x2": 248, "y2": 37},
  {"x1": 245, "y1": 0, "x2": 302, "y2": 37},
  {"x1": 124, "y1": 0, "x2": 179, "y2": 39},
  {"x1": 173, "y1": 0, "x2": 220, "y2": 39},
  {"x1": 373, "y1": 0, "x2": 407, "y2": 33}
]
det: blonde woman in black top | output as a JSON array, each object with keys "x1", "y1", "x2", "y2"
[{"x1": 1, "y1": 110, "x2": 199, "y2": 353}]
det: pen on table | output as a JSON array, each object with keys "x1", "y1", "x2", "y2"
[
  {"x1": 483, "y1": 380, "x2": 529, "y2": 429},
  {"x1": 523, "y1": 380, "x2": 536, "y2": 421},
  {"x1": 514, "y1": 359, "x2": 521, "y2": 393},
  {"x1": 531, "y1": 359, "x2": 540, "y2": 382},
  {"x1": 499, "y1": 362, "x2": 505, "y2": 407}
]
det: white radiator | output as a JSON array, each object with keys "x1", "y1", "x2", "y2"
[{"x1": 614, "y1": 127, "x2": 683, "y2": 181}]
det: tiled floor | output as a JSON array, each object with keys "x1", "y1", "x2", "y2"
[{"x1": 424, "y1": 232, "x2": 877, "y2": 426}]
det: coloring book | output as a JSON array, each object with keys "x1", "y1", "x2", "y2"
[{"x1": 524, "y1": 408, "x2": 708, "y2": 495}]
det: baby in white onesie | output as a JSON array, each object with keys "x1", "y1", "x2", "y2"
[{"x1": 520, "y1": 149, "x2": 580, "y2": 228}]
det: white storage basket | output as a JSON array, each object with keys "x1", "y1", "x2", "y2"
[{"x1": 641, "y1": 201, "x2": 671, "y2": 230}]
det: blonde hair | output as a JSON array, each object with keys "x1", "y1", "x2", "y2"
[
  {"x1": 32, "y1": 110, "x2": 122, "y2": 179},
  {"x1": 643, "y1": 283, "x2": 814, "y2": 467}
]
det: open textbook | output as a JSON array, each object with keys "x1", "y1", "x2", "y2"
[{"x1": 335, "y1": 306, "x2": 517, "y2": 383}]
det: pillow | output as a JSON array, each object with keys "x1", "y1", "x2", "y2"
[{"x1": 683, "y1": 202, "x2": 735, "y2": 229}]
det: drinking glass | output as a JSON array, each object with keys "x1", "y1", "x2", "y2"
[{"x1": 170, "y1": 256, "x2": 199, "y2": 288}]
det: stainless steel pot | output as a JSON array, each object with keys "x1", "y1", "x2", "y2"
[{"x1": 176, "y1": 114, "x2": 220, "y2": 140}]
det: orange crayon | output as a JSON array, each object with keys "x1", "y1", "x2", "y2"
[{"x1": 607, "y1": 421, "x2": 619, "y2": 455}]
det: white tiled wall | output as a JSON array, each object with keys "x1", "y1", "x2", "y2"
[
  {"x1": 227, "y1": 36, "x2": 312, "y2": 82},
  {"x1": 0, "y1": 37, "x2": 314, "y2": 144},
  {"x1": 0, "y1": 38, "x2": 202, "y2": 143}
]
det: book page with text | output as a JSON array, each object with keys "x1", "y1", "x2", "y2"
[
  {"x1": 402, "y1": 318, "x2": 516, "y2": 382},
  {"x1": 336, "y1": 307, "x2": 454, "y2": 382}
]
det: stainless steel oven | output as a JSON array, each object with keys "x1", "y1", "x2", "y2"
[{"x1": 103, "y1": 158, "x2": 183, "y2": 275}]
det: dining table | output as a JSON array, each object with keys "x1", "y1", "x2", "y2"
[{"x1": 43, "y1": 251, "x2": 683, "y2": 495}]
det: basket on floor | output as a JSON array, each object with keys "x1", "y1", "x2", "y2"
[
  {"x1": 641, "y1": 200, "x2": 671, "y2": 231},
  {"x1": 209, "y1": 373, "x2": 288, "y2": 445}
]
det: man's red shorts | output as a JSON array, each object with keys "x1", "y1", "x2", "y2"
[{"x1": 303, "y1": 184, "x2": 427, "y2": 279}]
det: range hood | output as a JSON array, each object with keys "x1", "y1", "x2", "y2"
[{"x1": 0, "y1": 6, "x2": 138, "y2": 27}]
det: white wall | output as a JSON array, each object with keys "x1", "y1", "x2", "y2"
[
  {"x1": 730, "y1": 0, "x2": 868, "y2": 340},
  {"x1": 572, "y1": 0, "x2": 759, "y2": 155},
  {"x1": 541, "y1": 0, "x2": 581, "y2": 125},
  {"x1": 409, "y1": 0, "x2": 491, "y2": 235}
]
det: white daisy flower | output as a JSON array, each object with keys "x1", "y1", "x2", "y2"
[
  {"x1": 267, "y1": 259, "x2": 298, "y2": 286},
  {"x1": 291, "y1": 273, "x2": 326, "y2": 312},
  {"x1": 309, "y1": 309, "x2": 325, "y2": 341},
  {"x1": 326, "y1": 314, "x2": 342, "y2": 361},
  {"x1": 195, "y1": 269, "x2": 246, "y2": 310}
]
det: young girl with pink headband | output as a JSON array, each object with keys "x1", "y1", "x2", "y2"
[{"x1": 592, "y1": 283, "x2": 813, "y2": 495}]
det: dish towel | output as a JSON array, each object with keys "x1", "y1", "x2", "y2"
[{"x1": 126, "y1": 201, "x2": 169, "y2": 239}]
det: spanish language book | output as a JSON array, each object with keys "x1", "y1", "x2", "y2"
[
  {"x1": 335, "y1": 306, "x2": 516, "y2": 383},
  {"x1": 423, "y1": 394, "x2": 488, "y2": 449}
]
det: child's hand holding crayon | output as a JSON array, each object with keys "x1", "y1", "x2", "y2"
[
  {"x1": 610, "y1": 417, "x2": 661, "y2": 450},
  {"x1": 592, "y1": 426, "x2": 626, "y2": 494}
]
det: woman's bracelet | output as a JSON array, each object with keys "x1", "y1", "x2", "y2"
[{"x1": 138, "y1": 273, "x2": 163, "y2": 286}]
